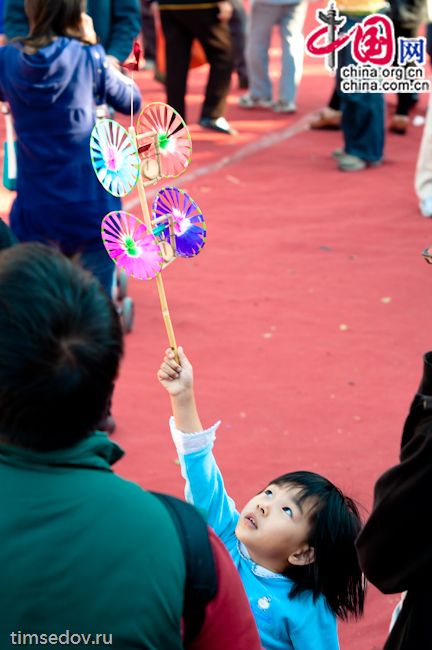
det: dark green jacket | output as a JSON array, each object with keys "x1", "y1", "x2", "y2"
[
  {"x1": 3, "y1": 0, "x2": 141, "y2": 61},
  {"x1": 0, "y1": 431, "x2": 186, "y2": 649}
]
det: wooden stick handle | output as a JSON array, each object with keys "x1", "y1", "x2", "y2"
[
  {"x1": 136, "y1": 130, "x2": 156, "y2": 140},
  {"x1": 156, "y1": 273, "x2": 179, "y2": 362}
]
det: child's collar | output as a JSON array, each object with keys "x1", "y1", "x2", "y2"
[{"x1": 237, "y1": 541, "x2": 290, "y2": 580}]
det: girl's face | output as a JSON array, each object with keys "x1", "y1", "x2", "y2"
[{"x1": 235, "y1": 483, "x2": 316, "y2": 574}]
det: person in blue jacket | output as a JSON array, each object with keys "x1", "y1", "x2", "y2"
[
  {"x1": 0, "y1": 0, "x2": 141, "y2": 295},
  {"x1": 3, "y1": 0, "x2": 141, "y2": 65},
  {"x1": 158, "y1": 346, "x2": 366, "y2": 650}
]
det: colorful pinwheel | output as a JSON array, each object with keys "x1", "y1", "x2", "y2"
[
  {"x1": 102, "y1": 210, "x2": 163, "y2": 280},
  {"x1": 136, "y1": 103, "x2": 192, "y2": 179},
  {"x1": 152, "y1": 187, "x2": 206, "y2": 258},
  {"x1": 90, "y1": 101, "x2": 206, "y2": 355},
  {"x1": 90, "y1": 119, "x2": 140, "y2": 197}
]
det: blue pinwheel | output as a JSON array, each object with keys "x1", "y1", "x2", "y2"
[{"x1": 152, "y1": 186, "x2": 206, "y2": 258}]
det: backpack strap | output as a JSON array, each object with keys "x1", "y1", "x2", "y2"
[{"x1": 151, "y1": 492, "x2": 217, "y2": 644}]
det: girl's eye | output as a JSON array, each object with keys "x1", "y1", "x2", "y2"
[
  {"x1": 282, "y1": 507, "x2": 293, "y2": 518},
  {"x1": 264, "y1": 489, "x2": 273, "y2": 497}
]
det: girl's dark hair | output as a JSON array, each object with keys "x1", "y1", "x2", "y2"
[
  {"x1": 270, "y1": 471, "x2": 366, "y2": 620},
  {"x1": 0, "y1": 243, "x2": 123, "y2": 451},
  {"x1": 22, "y1": 0, "x2": 87, "y2": 51}
]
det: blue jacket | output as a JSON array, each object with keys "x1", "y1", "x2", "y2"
[
  {"x1": 0, "y1": 39, "x2": 141, "y2": 254},
  {"x1": 3, "y1": 0, "x2": 141, "y2": 62},
  {"x1": 171, "y1": 419, "x2": 339, "y2": 650}
]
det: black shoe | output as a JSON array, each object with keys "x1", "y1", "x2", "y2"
[
  {"x1": 238, "y1": 74, "x2": 249, "y2": 89},
  {"x1": 199, "y1": 117, "x2": 238, "y2": 135}
]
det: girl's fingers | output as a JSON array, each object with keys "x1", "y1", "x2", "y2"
[
  {"x1": 163, "y1": 355, "x2": 182, "y2": 373},
  {"x1": 160, "y1": 361, "x2": 180, "y2": 379},
  {"x1": 157, "y1": 369, "x2": 174, "y2": 382}
]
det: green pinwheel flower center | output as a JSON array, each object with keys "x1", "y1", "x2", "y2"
[
  {"x1": 124, "y1": 235, "x2": 138, "y2": 256},
  {"x1": 158, "y1": 133, "x2": 170, "y2": 150}
]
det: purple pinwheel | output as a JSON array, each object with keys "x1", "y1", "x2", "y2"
[
  {"x1": 90, "y1": 119, "x2": 140, "y2": 197},
  {"x1": 102, "y1": 210, "x2": 163, "y2": 280},
  {"x1": 152, "y1": 187, "x2": 206, "y2": 258},
  {"x1": 136, "y1": 103, "x2": 192, "y2": 179}
]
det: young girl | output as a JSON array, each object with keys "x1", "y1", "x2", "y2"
[
  {"x1": 0, "y1": 0, "x2": 141, "y2": 296},
  {"x1": 158, "y1": 347, "x2": 366, "y2": 650}
]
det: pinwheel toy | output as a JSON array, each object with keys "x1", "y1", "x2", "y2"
[{"x1": 90, "y1": 79, "x2": 205, "y2": 355}]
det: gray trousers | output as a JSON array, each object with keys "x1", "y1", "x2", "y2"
[{"x1": 246, "y1": 1, "x2": 307, "y2": 103}]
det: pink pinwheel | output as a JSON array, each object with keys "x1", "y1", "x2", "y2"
[
  {"x1": 102, "y1": 210, "x2": 163, "y2": 280},
  {"x1": 136, "y1": 102, "x2": 192, "y2": 178}
]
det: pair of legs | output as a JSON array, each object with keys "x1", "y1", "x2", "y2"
[
  {"x1": 336, "y1": 15, "x2": 385, "y2": 164},
  {"x1": 160, "y1": 8, "x2": 233, "y2": 121},
  {"x1": 246, "y1": 1, "x2": 307, "y2": 104}
]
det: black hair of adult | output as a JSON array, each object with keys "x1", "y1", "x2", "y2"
[
  {"x1": 22, "y1": 0, "x2": 89, "y2": 51},
  {"x1": 270, "y1": 471, "x2": 366, "y2": 620},
  {"x1": 0, "y1": 243, "x2": 123, "y2": 451}
]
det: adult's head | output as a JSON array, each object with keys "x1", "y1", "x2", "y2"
[
  {"x1": 0, "y1": 243, "x2": 123, "y2": 451},
  {"x1": 23, "y1": 0, "x2": 87, "y2": 48}
]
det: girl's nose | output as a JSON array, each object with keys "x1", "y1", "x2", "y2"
[{"x1": 256, "y1": 502, "x2": 268, "y2": 515}]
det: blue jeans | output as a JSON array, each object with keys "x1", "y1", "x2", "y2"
[
  {"x1": 79, "y1": 247, "x2": 115, "y2": 298},
  {"x1": 247, "y1": 1, "x2": 308, "y2": 103},
  {"x1": 337, "y1": 15, "x2": 385, "y2": 162}
]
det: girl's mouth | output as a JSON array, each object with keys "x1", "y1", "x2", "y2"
[{"x1": 244, "y1": 513, "x2": 258, "y2": 529}]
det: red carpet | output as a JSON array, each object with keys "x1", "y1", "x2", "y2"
[{"x1": 1, "y1": 13, "x2": 430, "y2": 648}]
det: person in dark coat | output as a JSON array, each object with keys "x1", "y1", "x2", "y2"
[
  {"x1": 356, "y1": 351, "x2": 432, "y2": 650},
  {"x1": 3, "y1": 0, "x2": 141, "y2": 64},
  {"x1": 0, "y1": 0, "x2": 141, "y2": 295}
]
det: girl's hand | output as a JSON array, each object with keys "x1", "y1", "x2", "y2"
[
  {"x1": 157, "y1": 346, "x2": 193, "y2": 397},
  {"x1": 80, "y1": 12, "x2": 98, "y2": 44}
]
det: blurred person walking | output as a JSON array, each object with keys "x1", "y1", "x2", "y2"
[
  {"x1": 153, "y1": 0, "x2": 237, "y2": 134},
  {"x1": 238, "y1": 0, "x2": 308, "y2": 113}
]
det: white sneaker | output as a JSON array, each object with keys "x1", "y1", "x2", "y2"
[
  {"x1": 273, "y1": 100, "x2": 296, "y2": 114},
  {"x1": 420, "y1": 198, "x2": 432, "y2": 218},
  {"x1": 238, "y1": 94, "x2": 273, "y2": 109}
]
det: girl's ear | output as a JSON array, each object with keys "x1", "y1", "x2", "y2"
[{"x1": 288, "y1": 546, "x2": 315, "y2": 566}]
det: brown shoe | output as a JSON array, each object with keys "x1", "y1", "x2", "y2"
[
  {"x1": 310, "y1": 108, "x2": 342, "y2": 130},
  {"x1": 389, "y1": 114, "x2": 409, "y2": 135}
]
